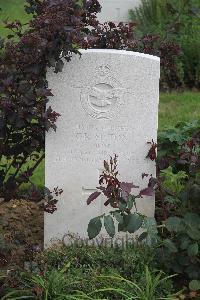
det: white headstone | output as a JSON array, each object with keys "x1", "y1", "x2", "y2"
[
  {"x1": 45, "y1": 49, "x2": 160, "y2": 246},
  {"x1": 98, "y1": 0, "x2": 141, "y2": 23}
]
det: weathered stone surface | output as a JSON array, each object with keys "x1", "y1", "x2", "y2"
[
  {"x1": 45, "y1": 49, "x2": 160, "y2": 246},
  {"x1": 98, "y1": 0, "x2": 141, "y2": 23}
]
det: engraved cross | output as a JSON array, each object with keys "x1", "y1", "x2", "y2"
[
  {"x1": 82, "y1": 169, "x2": 102, "y2": 195},
  {"x1": 82, "y1": 168, "x2": 105, "y2": 213}
]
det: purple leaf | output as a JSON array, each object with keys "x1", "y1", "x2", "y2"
[
  {"x1": 104, "y1": 199, "x2": 110, "y2": 206},
  {"x1": 177, "y1": 159, "x2": 187, "y2": 165},
  {"x1": 120, "y1": 182, "x2": 139, "y2": 201},
  {"x1": 99, "y1": 185, "x2": 113, "y2": 197},
  {"x1": 120, "y1": 182, "x2": 139, "y2": 192},
  {"x1": 87, "y1": 191, "x2": 101, "y2": 205},
  {"x1": 142, "y1": 173, "x2": 149, "y2": 179},
  {"x1": 180, "y1": 153, "x2": 190, "y2": 160},
  {"x1": 191, "y1": 155, "x2": 198, "y2": 163},
  {"x1": 104, "y1": 160, "x2": 109, "y2": 172},
  {"x1": 148, "y1": 177, "x2": 157, "y2": 188},
  {"x1": 140, "y1": 187, "x2": 154, "y2": 197},
  {"x1": 36, "y1": 88, "x2": 53, "y2": 97}
]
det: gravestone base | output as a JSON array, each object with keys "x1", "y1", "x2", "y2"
[{"x1": 61, "y1": 230, "x2": 144, "y2": 248}]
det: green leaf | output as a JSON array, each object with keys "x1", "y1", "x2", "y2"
[
  {"x1": 187, "y1": 243, "x2": 198, "y2": 257},
  {"x1": 75, "y1": 0, "x2": 83, "y2": 7},
  {"x1": 87, "y1": 217, "x2": 102, "y2": 239},
  {"x1": 185, "y1": 264, "x2": 199, "y2": 279},
  {"x1": 144, "y1": 217, "x2": 158, "y2": 235},
  {"x1": 113, "y1": 212, "x2": 123, "y2": 224},
  {"x1": 164, "y1": 195, "x2": 180, "y2": 205},
  {"x1": 104, "y1": 215, "x2": 115, "y2": 238},
  {"x1": 127, "y1": 214, "x2": 143, "y2": 233},
  {"x1": 118, "y1": 222, "x2": 127, "y2": 232},
  {"x1": 189, "y1": 280, "x2": 200, "y2": 291},
  {"x1": 184, "y1": 213, "x2": 200, "y2": 227},
  {"x1": 142, "y1": 217, "x2": 158, "y2": 246},
  {"x1": 187, "y1": 228, "x2": 200, "y2": 240},
  {"x1": 163, "y1": 239, "x2": 178, "y2": 253},
  {"x1": 138, "y1": 232, "x2": 148, "y2": 242},
  {"x1": 127, "y1": 195, "x2": 134, "y2": 210},
  {"x1": 180, "y1": 236, "x2": 190, "y2": 250},
  {"x1": 178, "y1": 255, "x2": 190, "y2": 266},
  {"x1": 119, "y1": 198, "x2": 127, "y2": 212},
  {"x1": 165, "y1": 217, "x2": 182, "y2": 232}
]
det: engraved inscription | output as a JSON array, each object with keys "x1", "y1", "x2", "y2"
[{"x1": 53, "y1": 123, "x2": 135, "y2": 164}]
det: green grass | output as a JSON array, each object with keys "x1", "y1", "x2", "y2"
[
  {"x1": 4, "y1": 244, "x2": 174, "y2": 299},
  {"x1": 159, "y1": 91, "x2": 200, "y2": 131},
  {"x1": 22, "y1": 158, "x2": 44, "y2": 191},
  {"x1": 1, "y1": 154, "x2": 45, "y2": 191},
  {"x1": 0, "y1": 0, "x2": 31, "y2": 38}
]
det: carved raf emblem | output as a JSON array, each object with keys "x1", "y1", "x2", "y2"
[
  {"x1": 81, "y1": 82, "x2": 125, "y2": 120},
  {"x1": 82, "y1": 83, "x2": 119, "y2": 119},
  {"x1": 79, "y1": 65, "x2": 126, "y2": 119}
]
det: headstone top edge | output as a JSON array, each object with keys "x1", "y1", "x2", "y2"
[{"x1": 79, "y1": 49, "x2": 160, "y2": 62}]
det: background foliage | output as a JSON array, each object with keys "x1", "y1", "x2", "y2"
[
  {"x1": 129, "y1": 0, "x2": 200, "y2": 90},
  {"x1": 0, "y1": 0, "x2": 32, "y2": 38}
]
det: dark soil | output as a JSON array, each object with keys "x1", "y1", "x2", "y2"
[{"x1": 0, "y1": 199, "x2": 43, "y2": 268}]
